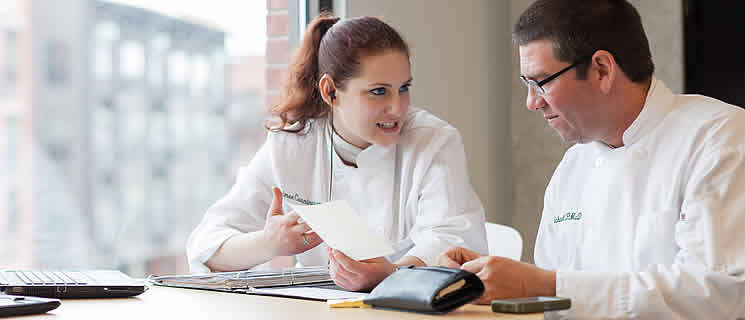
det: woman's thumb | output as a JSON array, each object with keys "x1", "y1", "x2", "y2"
[{"x1": 270, "y1": 187, "x2": 283, "y2": 215}]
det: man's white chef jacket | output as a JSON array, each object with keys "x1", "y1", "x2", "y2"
[{"x1": 536, "y1": 79, "x2": 745, "y2": 319}]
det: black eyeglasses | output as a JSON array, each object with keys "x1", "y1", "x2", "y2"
[{"x1": 520, "y1": 60, "x2": 583, "y2": 96}]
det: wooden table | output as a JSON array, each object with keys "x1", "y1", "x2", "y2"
[{"x1": 17, "y1": 285, "x2": 544, "y2": 319}]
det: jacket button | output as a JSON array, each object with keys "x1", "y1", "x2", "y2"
[{"x1": 595, "y1": 157, "x2": 604, "y2": 167}]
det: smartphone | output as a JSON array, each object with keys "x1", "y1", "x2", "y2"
[
  {"x1": 491, "y1": 296, "x2": 571, "y2": 313},
  {"x1": 0, "y1": 296, "x2": 61, "y2": 317}
]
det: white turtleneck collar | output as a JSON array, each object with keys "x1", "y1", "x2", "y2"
[{"x1": 332, "y1": 128, "x2": 363, "y2": 165}]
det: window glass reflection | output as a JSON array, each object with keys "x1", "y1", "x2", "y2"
[
  {"x1": 1, "y1": 0, "x2": 272, "y2": 276},
  {"x1": 168, "y1": 50, "x2": 187, "y2": 87},
  {"x1": 4, "y1": 30, "x2": 18, "y2": 86},
  {"x1": 148, "y1": 33, "x2": 169, "y2": 89},
  {"x1": 94, "y1": 21, "x2": 119, "y2": 80},
  {"x1": 120, "y1": 40, "x2": 145, "y2": 80}
]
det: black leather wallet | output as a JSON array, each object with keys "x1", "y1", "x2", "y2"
[{"x1": 363, "y1": 266, "x2": 484, "y2": 314}]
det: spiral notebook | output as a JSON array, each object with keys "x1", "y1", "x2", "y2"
[{"x1": 148, "y1": 266, "x2": 366, "y2": 301}]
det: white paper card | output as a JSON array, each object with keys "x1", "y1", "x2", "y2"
[{"x1": 288, "y1": 200, "x2": 395, "y2": 261}]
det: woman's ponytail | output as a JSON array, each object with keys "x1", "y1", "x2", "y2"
[{"x1": 268, "y1": 13, "x2": 339, "y2": 132}]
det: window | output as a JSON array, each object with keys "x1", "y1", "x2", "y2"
[
  {"x1": 4, "y1": 30, "x2": 17, "y2": 86},
  {"x1": 167, "y1": 100, "x2": 189, "y2": 149},
  {"x1": 4, "y1": 118, "x2": 19, "y2": 236},
  {"x1": 94, "y1": 21, "x2": 119, "y2": 80},
  {"x1": 148, "y1": 109, "x2": 168, "y2": 155},
  {"x1": 191, "y1": 54, "x2": 209, "y2": 96},
  {"x1": 148, "y1": 34, "x2": 169, "y2": 89},
  {"x1": 46, "y1": 41, "x2": 69, "y2": 86},
  {"x1": 0, "y1": 0, "x2": 295, "y2": 277},
  {"x1": 209, "y1": 50, "x2": 226, "y2": 98},
  {"x1": 5, "y1": 117, "x2": 18, "y2": 177},
  {"x1": 91, "y1": 178, "x2": 120, "y2": 255},
  {"x1": 167, "y1": 50, "x2": 187, "y2": 88},
  {"x1": 93, "y1": 104, "x2": 116, "y2": 167},
  {"x1": 119, "y1": 92, "x2": 147, "y2": 151},
  {"x1": 120, "y1": 40, "x2": 145, "y2": 81},
  {"x1": 147, "y1": 176, "x2": 170, "y2": 243}
]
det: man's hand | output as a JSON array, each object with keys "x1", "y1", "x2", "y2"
[
  {"x1": 327, "y1": 248, "x2": 396, "y2": 292},
  {"x1": 438, "y1": 247, "x2": 557, "y2": 305},
  {"x1": 262, "y1": 187, "x2": 323, "y2": 256}
]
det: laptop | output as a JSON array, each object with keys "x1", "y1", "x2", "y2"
[{"x1": 0, "y1": 270, "x2": 146, "y2": 298}]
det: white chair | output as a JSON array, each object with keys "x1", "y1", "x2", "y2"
[{"x1": 484, "y1": 222, "x2": 523, "y2": 261}]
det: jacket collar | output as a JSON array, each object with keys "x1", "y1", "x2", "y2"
[
  {"x1": 622, "y1": 78, "x2": 676, "y2": 147},
  {"x1": 324, "y1": 118, "x2": 396, "y2": 170},
  {"x1": 357, "y1": 143, "x2": 396, "y2": 169}
]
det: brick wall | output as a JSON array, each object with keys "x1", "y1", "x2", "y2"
[
  {"x1": 265, "y1": 0, "x2": 289, "y2": 111},
  {"x1": 266, "y1": 0, "x2": 294, "y2": 269}
]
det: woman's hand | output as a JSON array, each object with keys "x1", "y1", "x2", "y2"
[
  {"x1": 263, "y1": 187, "x2": 323, "y2": 256},
  {"x1": 437, "y1": 246, "x2": 483, "y2": 268},
  {"x1": 327, "y1": 248, "x2": 397, "y2": 292}
]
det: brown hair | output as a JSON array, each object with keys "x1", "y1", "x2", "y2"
[
  {"x1": 513, "y1": 0, "x2": 654, "y2": 83},
  {"x1": 267, "y1": 13, "x2": 410, "y2": 133}
]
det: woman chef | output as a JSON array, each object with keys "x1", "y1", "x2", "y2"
[{"x1": 186, "y1": 14, "x2": 487, "y2": 291}]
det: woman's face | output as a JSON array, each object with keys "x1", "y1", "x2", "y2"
[{"x1": 332, "y1": 49, "x2": 412, "y2": 149}]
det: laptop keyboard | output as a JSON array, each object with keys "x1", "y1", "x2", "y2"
[{"x1": 11, "y1": 271, "x2": 89, "y2": 285}]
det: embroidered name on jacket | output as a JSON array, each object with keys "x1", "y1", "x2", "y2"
[
  {"x1": 553, "y1": 212, "x2": 582, "y2": 224},
  {"x1": 282, "y1": 192, "x2": 320, "y2": 205}
]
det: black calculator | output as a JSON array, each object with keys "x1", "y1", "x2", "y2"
[{"x1": 0, "y1": 295, "x2": 61, "y2": 317}]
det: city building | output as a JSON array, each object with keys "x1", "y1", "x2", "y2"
[{"x1": 0, "y1": 0, "x2": 260, "y2": 276}]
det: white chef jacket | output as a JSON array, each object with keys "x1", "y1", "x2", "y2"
[
  {"x1": 187, "y1": 108, "x2": 488, "y2": 273},
  {"x1": 535, "y1": 78, "x2": 745, "y2": 319}
]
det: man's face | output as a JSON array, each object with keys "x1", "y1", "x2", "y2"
[{"x1": 519, "y1": 40, "x2": 599, "y2": 144}]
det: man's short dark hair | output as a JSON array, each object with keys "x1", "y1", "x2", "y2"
[{"x1": 513, "y1": 0, "x2": 654, "y2": 83}]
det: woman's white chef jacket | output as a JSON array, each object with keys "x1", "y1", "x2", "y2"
[
  {"x1": 187, "y1": 108, "x2": 488, "y2": 273},
  {"x1": 535, "y1": 79, "x2": 745, "y2": 319}
]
